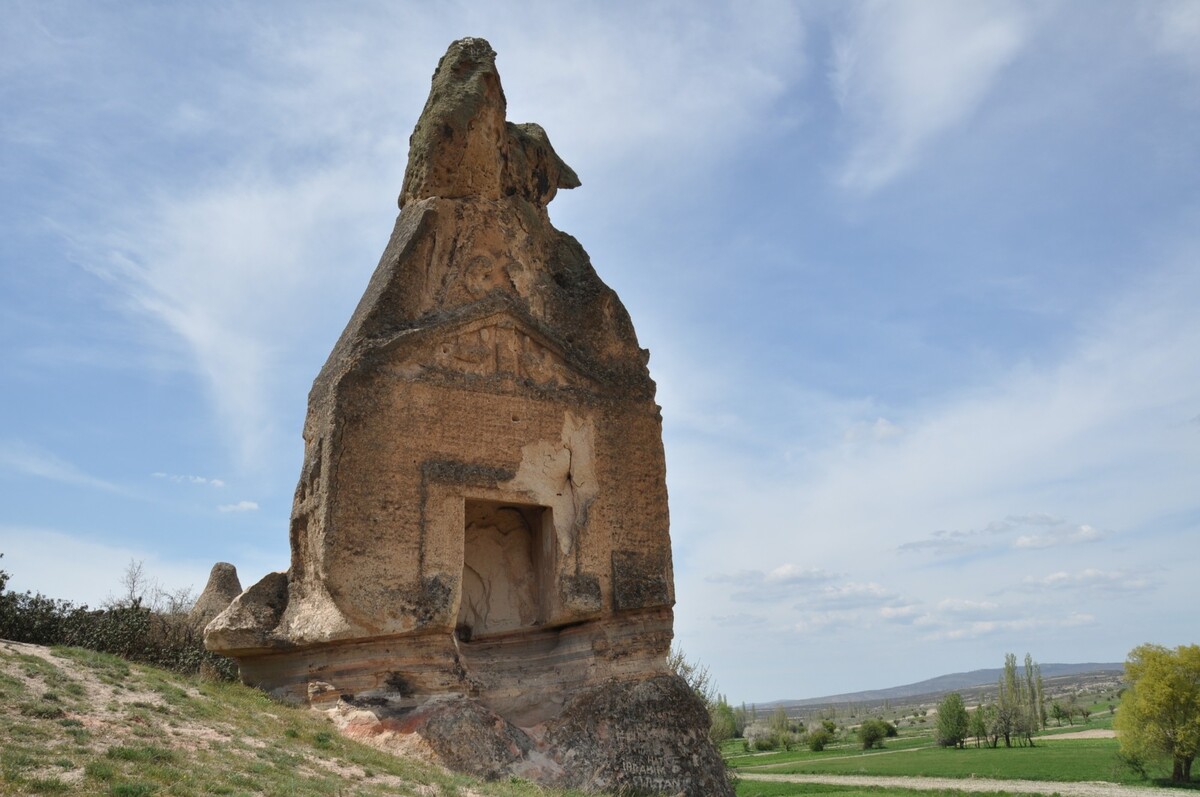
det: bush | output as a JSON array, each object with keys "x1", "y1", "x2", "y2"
[
  {"x1": 752, "y1": 735, "x2": 777, "y2": 751},
  {"x1": 807, "y1": 728, "x2": 832, "y2": 751},
  {"x1": 857, "y1": 718, "x2": 891, "y2": 750}
]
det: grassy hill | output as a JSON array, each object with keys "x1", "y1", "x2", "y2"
[{"x1": 0, "y1": 639, "x2": 588, "y2": 797}]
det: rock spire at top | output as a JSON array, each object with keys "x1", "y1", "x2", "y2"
[{"x1": 399, "y1": 37, "x2": 580, "y2": 209}]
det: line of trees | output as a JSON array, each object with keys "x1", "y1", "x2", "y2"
[
  {"x1": 674, "y1": 641, "x2": 1198, "y2": 785},
  {"x1": 937, "y1": 652, "x2": 1045, "y2": 748}
]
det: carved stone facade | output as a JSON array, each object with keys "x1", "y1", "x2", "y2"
[{"x1": 204, "y1": 38, "x2": 730, "y2": 796}]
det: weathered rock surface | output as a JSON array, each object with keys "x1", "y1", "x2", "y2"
[
  {"x1": 187, "y1": 562, "x2": 241, "y2": 629},
  {"x1": 546, "y1": 674, "x2": 731, "y2": 795},
  {"x1": 205, "y1": 36, "x2": 729, "y2": 796}
]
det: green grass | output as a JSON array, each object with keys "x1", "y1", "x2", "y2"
[
  {"x1": 735, "y1": 738, "x2": 1141, "y2": 784},
  {"x1": 1, "y1": 644, "x2": 600, "y2": 797},
  {"x1": 736, "y1": 783, "x2": 1049, "y2": 797},
  {"x1": 728, "y1": 735, "x2": 935, "y2": 767}
]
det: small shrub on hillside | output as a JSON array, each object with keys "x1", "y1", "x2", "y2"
[{"x1": 807, "y1": 727, "x2": 832, "y2": 751}]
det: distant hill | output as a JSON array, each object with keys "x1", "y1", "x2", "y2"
[{"x1": 764, "y1": 662, "x2": 1124, "y2": 709}]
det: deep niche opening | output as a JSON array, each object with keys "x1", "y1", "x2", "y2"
[{"x1": 456, "y1": 499, "x2": 553, "y2": 641}]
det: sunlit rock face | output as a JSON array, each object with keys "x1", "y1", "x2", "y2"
[{"x1": 205, "y1": 37, "x2": 730, "y2": 796}]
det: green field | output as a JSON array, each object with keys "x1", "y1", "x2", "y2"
[
  {"x1": 734, "y1": 738, "x2": 1135, "y2": 783},
  {"x1": 736, "y1": 784, "x2": 1046, "y2": 797}
]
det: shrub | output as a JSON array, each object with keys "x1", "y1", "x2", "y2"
[
  {"x1": 752, "y1": 735, "x2": 777, "y2": 751},
  {"x1": 807, "y1": 728, "x2": 832, "y2": 751},
  {"x1": 857, "y1": 718, "x2": 891, "y2": 750}
]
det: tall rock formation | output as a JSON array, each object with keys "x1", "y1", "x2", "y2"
[
  {"x1": 206, "y1": 37, "x2": 731, "y2": 796},
  {"x1": 187, "y1": 562, "x2": 242, "y2": 629}
]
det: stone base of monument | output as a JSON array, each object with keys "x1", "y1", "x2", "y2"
[{"x1": 326, "y1": 672, "x2": 730, "y2": 796}]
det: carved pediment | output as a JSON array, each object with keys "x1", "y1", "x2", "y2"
[{"x1": 388, "y1": 312, "x2": 597, "y2": 390}]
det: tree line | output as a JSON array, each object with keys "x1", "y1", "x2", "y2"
[
  {"x1": 677, "y1": 643, "x2": 1198, "y2": 785},
  {"x1": 936, "y1": 652, "x2": 1046, "y2": 749},
  {"x1": 933, "y1": 646, "x2": 1199, "y2": 784}
]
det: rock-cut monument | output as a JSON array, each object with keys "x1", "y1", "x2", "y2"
[{"x1": 205, "y1": 37, "x2": 731, "y2": 796}]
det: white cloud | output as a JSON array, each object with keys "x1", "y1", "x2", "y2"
[
  {"x1": 806, "y1": 581, "x2": 898, "y2": 610},
  {"x1": 831, "y1": 0, "x2": 1029, "y2": 192},
  {"x1": 1023, "y1": 568, "x2": 1152, "y2": 594},
  {"x1": 922, "y1": 612, "x2": 1097, "y2": 642},
  {"x1": 708, "y1": 564, "x2": 835, "y2": 602},
  {"x1": 879, "y1": 604, "x2": 921, "y2": 622},
  {"x1": 898, "y1": 514, "x2": 1094, "y2": 557},
  {"x1": 844, "y1": 417, "x2": 904, "y2": 443},
  {"x1": 0, "y1": 442, "x2": 123, "y2": 493},
  {"x1": 1013, "y1": 523, "x2": 1103, "y2": 549},
  {"x1": 98, "y1": 167, "x2": 391, "y2": 472},
  {"x1": 937, "y1": 598, "x2": 1000, "y2": 616},
  {"x1": 675, "y1": 242, "x2": 1200, "y2": 695},
  {"x1": 1145, "y1": 0, "x2": 1200, "y2": 73},
  {"x1": 51, "y1": 3, "x2": 807, "y2": 477},
  {"x1": 217, "y1": 500, "x2": 259, "y2": 513},
  {"x1": 153, "y1": 472, "x2": 225, "y2": 487}
]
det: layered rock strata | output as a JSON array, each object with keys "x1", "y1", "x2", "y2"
[{"x1": 205, "y1": 37, "x2": 730, "y2": 796}]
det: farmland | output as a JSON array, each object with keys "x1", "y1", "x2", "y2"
[{"x1": 719, "y1": 673, "x2": 1196, "y2": 797}]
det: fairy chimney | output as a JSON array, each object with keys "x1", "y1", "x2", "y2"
[{"x1": 205, "y1": 38, "x2": 730, "y2": 796}]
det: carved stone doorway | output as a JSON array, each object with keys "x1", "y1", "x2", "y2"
[{"x1": 456, "y1": 500, "x2": 550, "y2": 640}]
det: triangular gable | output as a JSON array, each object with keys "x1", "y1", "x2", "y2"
[{"x1": 380, "y1": 310, "x2": 600, "y2": 390}]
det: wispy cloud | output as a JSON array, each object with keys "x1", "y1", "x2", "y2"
[
  {"x1": 0, "y1": 442, "x2": 122, "y2": 493},
  {"x1": 799, "y1": 581, "x2": 901, "y2": 611},
  {"x1": 1013, "y1": 523, "x2": 1104, "y2": 549},
  {"x1": 843, "y1": 417, "x2": 904, "y2": 443},
  {"x1": 710, "y1": 613, "x2": 769, "y2": 630},
  {"x1": 708, "y1": 564, "x2": 836, "y2": 602},
  {"x1": 897, "y1": 513, "x2": 1081, "y2": 556},
  {"x1": 153, "y1": 472, "x2": 225, "y2": 488},
  {"x1": 936, "y1": 598, "x2": 1000, "y2": 618},
  {"x1": 1144, "y1": 0, "x2": 1200, "y2": 73},
  {"x1": 830, "y1": 0, "x2": 1029, "y2": 192},
  {"x1": 33, "y1": 3, "x2": 807, "y2": 476},
  {"x1": 921, "y1": 611, "x2": 1095, "y2": 642},
  {"x1": 217, "y1": 500, "x2": 259, "y2": 513},
  {"x1": 1022, "y1": 568, "x2": 1153, "y2": 595}
]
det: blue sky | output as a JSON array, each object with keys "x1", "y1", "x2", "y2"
[{"x1": 2, "y1": 1, "x2": 1198, "y2": 703}]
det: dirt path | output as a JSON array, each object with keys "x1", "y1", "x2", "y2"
[
  {"x1": 1042, "y1": 729, "x2": 1117, "y2": 740},
  {"x1": 738, "y1": 773, "x2": 1165, "y2": 797},
  {"x1": 741, "y1": 747, "x2": 922, "y2": 768}
]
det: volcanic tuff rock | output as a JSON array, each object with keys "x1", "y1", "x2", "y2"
[
  {"x1": 205, "y1": 37, "x2": 731, "y2": 796},
  {"x1": 187, "y1": 562, "x2": 242, "y2": 629}
]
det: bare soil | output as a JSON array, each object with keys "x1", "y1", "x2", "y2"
[{"x1": 1046, "y1": 729, "x2": 1118, "y2": 740}]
